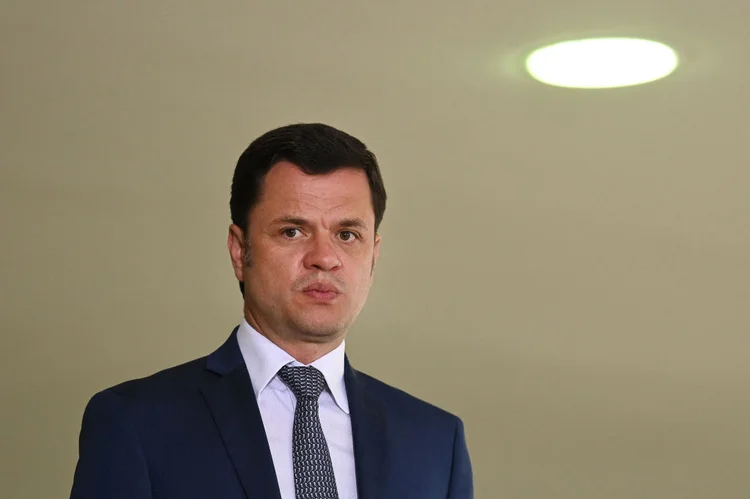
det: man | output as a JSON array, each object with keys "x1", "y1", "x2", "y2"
[{"x1": 70, "y1": 123, "x2": 473, "y2": 499}]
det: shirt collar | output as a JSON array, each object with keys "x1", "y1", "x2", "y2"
[{"x1": 236, "y1": 318, "x2": 349, "y2": 414}]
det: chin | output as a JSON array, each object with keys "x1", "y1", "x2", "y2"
[{"x1": 292, "y1": 315, "x2": 349, "y2": 339}]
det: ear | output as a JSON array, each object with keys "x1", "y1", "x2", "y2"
[
  {"x1": 227, "y1": 224, "x2": 246, "y2": 282},
  {"x1": 371, "y1": 233, "x2": 382, "y2": 275}
]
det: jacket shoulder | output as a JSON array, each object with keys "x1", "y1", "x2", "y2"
[
  {"x1": 353, "y1": 369, "x2": 462, "y2": 426},
  {"x1": 94, "y1": 355, "x2": 212, "y2": 405}
]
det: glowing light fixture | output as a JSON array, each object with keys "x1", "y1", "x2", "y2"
[{"x1": 525, "y1": 37, "x2": 679, "y2": 89}]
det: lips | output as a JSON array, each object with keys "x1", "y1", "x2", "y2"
[
  {"x1": 303, "y1": 282, "x2": 340, "y2": 293},
  {"x1": 302, "y1": 282, "x2": 341, "y2": 301}
]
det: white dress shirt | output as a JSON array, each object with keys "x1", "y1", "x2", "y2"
[{"x1": 236, "y1": 318, "x2": 358, "y2": 499}]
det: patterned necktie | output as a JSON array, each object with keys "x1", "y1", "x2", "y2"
[{"x1": 277, "y1": 365, "x2": 340, "y2": 499}]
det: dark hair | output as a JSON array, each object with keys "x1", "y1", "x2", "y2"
[{"x1": 230, "y1": 123, "x2": 387, "y2": 295}]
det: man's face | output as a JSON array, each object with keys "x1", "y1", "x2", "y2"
[{"x1": 229, "y1": 161, "x2": 381, "y2": 345}]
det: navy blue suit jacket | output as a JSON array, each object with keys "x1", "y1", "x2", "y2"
[{"x1": 70, "y1": 329, "x2": 473, "y2": 498}]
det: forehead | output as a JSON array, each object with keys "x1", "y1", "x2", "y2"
[{"x1": 254, "y1": 161, "x2": 374, "y2": 221}]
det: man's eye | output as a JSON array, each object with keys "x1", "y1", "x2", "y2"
[
  {"x1": 339, "y1": 231, "x2": 357, "y2": 241},
  {"x1": 282, "y1": 228, "x2": 302, "y2": 238}
]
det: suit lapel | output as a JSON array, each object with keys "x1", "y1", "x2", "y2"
[
  {"x1": 200, "y1": 329, "x2": 282, "y2": 499},
  {"x1": 345, "y1": 357, "x2": 389, "y2": 499}
]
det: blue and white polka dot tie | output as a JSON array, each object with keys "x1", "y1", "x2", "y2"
[{"x1": 278, "y1": 365, "x2": 340, "y2": 499}]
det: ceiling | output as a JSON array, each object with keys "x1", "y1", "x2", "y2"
[{"x1": 1, "y1": 1, "x2": 749, "y2": 497}]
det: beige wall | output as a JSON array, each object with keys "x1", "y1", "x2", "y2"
[{"x1": 2, "y1": 2, "x2": 750, "y2": 498}]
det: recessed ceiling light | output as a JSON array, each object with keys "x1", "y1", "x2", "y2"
[{"x1": 525, "y1": 37, "x2": 679, "y2": 89}]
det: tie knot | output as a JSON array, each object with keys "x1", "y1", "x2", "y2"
[{"x1": 278, "y1": 365, "x2": 327, "y2": 399}]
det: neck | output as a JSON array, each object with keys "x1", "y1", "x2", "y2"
[
  {"x1": 243, "y1": 310, "x2": 345, "y2": 365},
  {"x1": 274, "y1": 339, "x2": 343, "y2": 365}
]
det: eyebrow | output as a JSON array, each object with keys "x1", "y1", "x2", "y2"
[
  {"x1": 338, "y1": 218, "x2": 369, "y2": 231},
  {"x1": 270, "y1": 216, "x2": 370, "y2": 231}
]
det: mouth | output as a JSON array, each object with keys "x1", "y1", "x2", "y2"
[{"x1": 302, "y1": 282, "x2": 341, "y2": 301}]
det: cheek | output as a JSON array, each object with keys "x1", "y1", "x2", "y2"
[
  {"x1": 260, "y1": 244, "x2": 299, "y2": 269},
  {"x1": 267, "y1": 251, "x2": 307, "y2": 290},
  {"x1": 249, "y1": 248, "x2": 295, "y2": 282},
  {"x1": 351, "y1": 265, "x2": 374, "y2": 293}
]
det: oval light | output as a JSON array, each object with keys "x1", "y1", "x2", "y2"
[{"x1": 525, "y1": 37, "x2": 679, "y2": 89}]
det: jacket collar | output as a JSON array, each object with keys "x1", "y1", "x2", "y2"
[{"x1": 202, "y1": 328, "x2": 389, "y2": 499}]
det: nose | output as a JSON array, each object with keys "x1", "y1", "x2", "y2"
[{"x1": 302, "y1": 234, "x2": 342, "y2": 272}]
